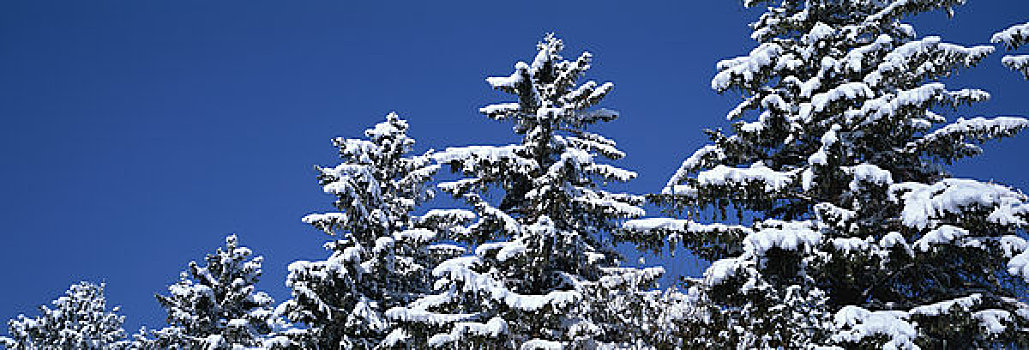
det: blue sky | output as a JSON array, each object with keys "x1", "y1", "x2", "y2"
[{"x1": 2, "y1": 0, "x2": 1028, "y2": 332}]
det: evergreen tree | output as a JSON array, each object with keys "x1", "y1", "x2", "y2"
[
  {"x1": 993, "y1": 21, "x2": 1029, "y2": 78},
  {"x1": 280, "y1": 113, "x2": 453, "y2": 349},
  {"x1": 143, "y1": 234, "x2": 281, "y2": 349},
  {"x1": 623, "y1": 1, "x2": 1029, "y2": 348},
  {"x1": 1, "y1": 281, "x2": 130, "y2": 349},
  {"x1": 387, "y1": 34, "x2": 663, "y2": 349}
]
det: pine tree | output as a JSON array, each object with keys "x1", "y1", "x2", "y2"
[
  {"x1": 1, "y1": 281, "x2": 130, "y2": 349},
  {"x1": 387, "y1": 34, "x2": 663, "y2": 349},
  {"x1": 623, "y1": 1, "x2": 1029, "y2": 348},
  {"x1": 279, "y1": 113, "x2": 452, "y2": 349},
  {"x1": 993, "y1": 21, "x2": 1029, "y2": 79},
  {"x1": 145, "y1": 234, "x2": 281, "y2": 349}
]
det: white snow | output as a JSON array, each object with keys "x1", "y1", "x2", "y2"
[
  {"x1": 890, "y1": 178, "x2": 1029, "y2": 229},
  {"x1": 805, "y1": 22, "x2": 835, "y2": 44},
  {"x1": 801, "y1": 168, "x2": 815, "y2": 191},
  {"x1": 486, "y1": 62, "x2": 529, "y2": 89},
  {"x1": 712, "y1": 43, "x2": 783, "y2": 92},
  {"x1": 480, "y1": 103, "x2": 521, "y2": 116},
  {"x1": 911, "y1": 116, "x2": 1029, "y2": 153},
  {"x1": 974, "y1": 309, "x2": 1012, "y2": 334},
  {"x1": 743, "y1": 224, "x2": 821, "y2": 256},
  {"x1": 433, "y1": 145, "x2": 534, "y2": 170},
  {"x1": 704, "y1": 258, "x2": 742, "y2": 286},
  {"x1": 393, "y1": 228, "x2": 437, "y2": 243},
  {"x1": 859, "y1": 83, "x2": 944, "y2": 125},
  {"x1": 805, "y1": 82, "x2": 873, "y2": 121},
  {"x1": 912, "y1": 225, "x2": 969, "y2": 252},
  {"x1": 496, "y1": 241, "x2": 527, "y2": 262},
  {"x1": 1008, "y1": 250, "x2": 1029, "y2": 281},
  {"x1": 833, "y1": 306, "x2": 916, "y2": 350},
  {"x1": 664, "y1": 145, "x2": 724, "y2": 193},
  {"x1": 427, "y1": 317, "x2": 509, "y2": 348},
  {"x1": 697, "y1": 162, "x2": 796, "y2": 192},
  {"x1": 908, "y1": 294, "x2": 980, "y2": 316},
  {"x1": 833, "y1": 237, "x2": 870, "y2": 255},
  {"x1": 622, "y1": 218, "x2": 751, "y2": 236},
  {"x1": 1001, "y1": 55, "x2": 1029, "y2": 78},
  {"x1": 521, "y1": 339, "x2": 564, "y2": 350},
  {"x1": 999, "y1": 235, "x2": 1029, "y2": 258},
  {"x1": 879, "y1": 232, "x2": 913, "y2": 255},
  {"x1": 992, "y1": 22, "x2": 1029, "y2": 50},
  {"x1": 848, "y1": 163, "x2": 893, "y2": 190}
]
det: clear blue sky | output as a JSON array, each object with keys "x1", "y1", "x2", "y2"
[{"x1": 2, "y1": 0, "x2": 1028, "y2": 333}]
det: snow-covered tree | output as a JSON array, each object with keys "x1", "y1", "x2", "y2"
[
  {"x1": 279, "y1": 113, "x2": 453, "y2": 349},
  {"x1": 993, "y1": 21, "x2": 1029, "y2": 78},
  {"x1": 1, "y1": 281, "x2": 130, "y2": 349},
  {"x1": 624, "y1": 1, "x2": 1029, "y2": 348},
  {"x1": 386, "y1": 34, "x2": 663, "y2": 349},
  {"x1": 143, "y1": 234, "x2": 281, "y2": 349}
]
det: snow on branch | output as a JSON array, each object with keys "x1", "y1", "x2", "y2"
[
  {"x1": 865, "y1": 36, "x2": 993, "y2": 87},
  {"x1": 1007, "y1": 250, "x2": 1029, "y2": 282},
  {"x1": 430, "y1": 256, "x2": 581, "y2": 313},
  {"x1": 847, "y1": 163, "x2": 894, "y2": 191},
  {"x1": 486, "y1": 62, "x2": 530, "y2": 92},
  {"x1": 433, "y1": 145, "x2": 537, "y2": 178},
  {"x1": 570, "y1": 186, "x2": 645, "y2": 219},
  {"x1": 1001, "y1": 55, "x2": 1029, "y2": 79},
  {"x1": 865, "y1": 0, "x2": 964, "y2": 24},
  {"x1": 912, "y1": 225, "x2": 969, "y2": 252},
  {"x1": 566, "y1": 132, "x2": 625, "y2": 160},
  {"x1": 697, "y1": 162, "x2": 797, "y2": 192},
  {"x1": 992, "y1": 22, "x2": 1029, "y2": 50},
  {"x1": 835, "y1": 293, "x2": 1020, "y2": 348},
  {"x1": 426, "y1": 317, "x2": 509, "y2": 348},
  {"x1": 890, "y1": 178, "x2": 1029, "y2": 229},
  {"x1": 832, "y1": 306, "x2": 916, "y2": 349},
  {"x1": 907, "y1": 116, "x2": 1029, "y2": 160},
  {"x1": 664, "y1": 145, "x2": 725, "y2": 194},
  {"x1": 620, "y1": 218, "x2": 751, "y2": 259},
  {"x1": 742, "y1": 222, "x2": 821, "y2": 257},
  {"x1": 803, "y1": 82, "x2": 874, "y2": 122},
  {"x1": 521, "y1": 339, "x2": 564, "y2": 350},
  {"x1": 711, "y1": 43, "x2": 783, "y2": 92},
  {"x1": 480, "y1": 103, "x2": 522, "y2": 120}
]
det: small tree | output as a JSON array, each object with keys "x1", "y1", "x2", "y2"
[
  {"x1": 145, "y1": 234, "x2": 279, "y2": 349},
  {"x1": 1, "y1": 281, "x2": 130, "y2": 349},
  {"x1": 624, "y1": 0, "x2": 1029, "y2": 348},
  {"x1": 279, "y1": 113, "x2": 453, "y2": 349}
]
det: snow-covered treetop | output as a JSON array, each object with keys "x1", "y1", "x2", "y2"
[
  {"x1": 480, "y1": 33, "x2": 619, "y2": 133},
  {"x1": 389, "y1": 34, "x2": 659, "y2": 348},
  {"x1": 283, "y1": 113, "x2": 449, "y2": 349},
  {"x1": 153, "y1": 234, "x2": 275, "y2": 348},
  {"x1": 665, "y1": 0, "x2": 1007, "y2": 213},
  {"x1": 302, "y1": 112, "x2": 438, "y2": 242},
  {"x1": 2, "y1": 282, "x2": 129, "y2": 350},
  {"x1": 439, "y1": 33, "x2": 643, "y2": 238}
]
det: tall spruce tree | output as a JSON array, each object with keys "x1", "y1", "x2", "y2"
[
  {"x1": 623, "y1": 1, "x2": 1029, "y2": 348},
  {"x1": 386, "y1": 34, "x2": 663, "y2": 349},
  {"x1": 279, "y1": 113, "x2": 455, "y2": 349},
  {"x1": 144, "y1": 234, "x2": 281, "y2": 349},
  {"x1": 1, "y1": 282, "x2": 130, "y2": 349}
]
